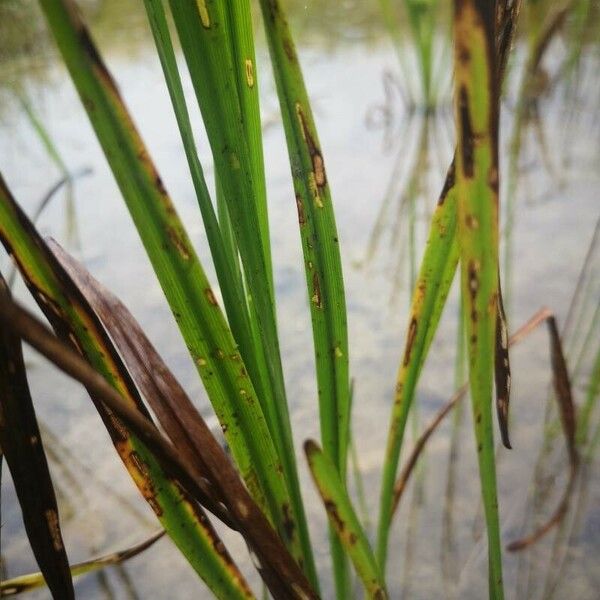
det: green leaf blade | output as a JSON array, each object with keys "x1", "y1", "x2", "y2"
[{"x1": 305, "y1": 440, "x2": 387, "y2": 600}]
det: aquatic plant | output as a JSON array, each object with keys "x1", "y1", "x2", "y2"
[{"x1": 0, "y1": 1, "x2": 597, "y2": 599}]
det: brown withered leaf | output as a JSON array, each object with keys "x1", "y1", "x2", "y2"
[
  {"x1": 0, "y1": 275, "x2": 74, "y2": 600},
  {"x1": 507, "y1": 314, "x2": 579, "y2": 551},
  {"x1": 0, "y1": 295, "x2": 318, "y2": 600},
  {"x1": 495, "y1": 278, "x2": 512, "y2": 449},
  {"x1": 46, "y1": 241, "x2": 320, "y2": 600}
]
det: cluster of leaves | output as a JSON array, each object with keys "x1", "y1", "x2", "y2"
[{"x1": 0, "y1": 1, "x2": 596, "y2": 599}]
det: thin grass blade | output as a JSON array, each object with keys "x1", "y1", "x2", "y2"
[
  {"x1": 0, "y1": 276, "x2": 74, "y2": 600},
  {"x1": 163, "y1": 0, "x2": 312, "y2": 572},
  {"x1": 48, "y1": 240, "x2": 321, "y2": 600},
  {"x1": 0, "y1": 530, "x2": 164, "y2": 597},
  {"x1": 391, "y1": 307, "x2": 553, "y2": 516},
  {"x1": 140, "y1": 0, "x2": 263, "y2": 404},
  {"x1": 495, "y1": 279, "x2": 512, "y2": 449},
  {"x1": 377, "y1": 170, "x2": 460, "y2": 568},
  {"x1": 257, "y1": 1, "x2": 351, "y2": 593},
  {"x1": 376, "y1": 3, "x2": 521, "y2": 568},
  {"x1": 0, "y1": 296, "x2": 318, "y2": 600},
  {"x1": 305, "y1": 440, "x2": 387, "y2": 600},
  {"x1": 507, "y1": 315, "x2": 580, "y2": 551},
  {"x1": 38, "y1": 0, "x2": 294, "y2": 552},
  {"x1": 452, "y1": 2, "x2": 503, "y2": 597},
  {"x1": 0, "y1": 176, "x2": 253, "y2": 599}
]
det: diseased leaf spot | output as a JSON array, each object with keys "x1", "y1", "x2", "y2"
[
  {"x1": 245, "y1": 59, "x2": 254, "y2": 87},
  {"x1": 45, "y1": 509, "x2": 63, "y2": 551},
  {"x1": 282, "y1": 502, "x2": 296, "y2": 541},
  {"x1": 205, "y1": 288, "x2": 218, "y2": 306},
  {"x1": 196, "y1": 0, "x2": 211, "y2": 28},
  {"x1": 324, "y1": 499, "x2": 345, "y2": 531},
  {"x1": 467, "y1": 260, "x2": 480, "y2": 300},
  {"x1": 438, "y1": 160, "x2": 456, "y2": 205},
  {"x1": 296, "y1": 103, "x2": 328, "y2": 195},
  {"x1": 311, "y1": 272, "x2": 322, "y2": 308},
  {"x1": 458, "y1": 85, "x2": 475, "y2": 177},
  {"x1": 403, "y1": 318, "x2": 418, "y2": 366},
  {"x1": 313, "y1": 153, "x2": 326, "y2": 187},
  {"x1": 147, "y1": 498, "x2": 163, "y2": 516},
  {"x1": 166, "y1": 226, "x2": 191, "y2": 261},
  {"x1": 283, "y1": 38, "x2": 297, "y2": 62},
  {"x1": 295, "y1": 194, "x2": 306, "y2": 226},
  {"x1": 465, "y1": 214, "x2": 479, "y2": 229},
  {"x1": 236, "y1": 500, "x2": 250, "y2": 519},
  {"x1": 488, "y1": 166, "x2": 499, "y2": 191},
  {"x1": 130, "y1": 451, "x2": 150, "y2": 477}
]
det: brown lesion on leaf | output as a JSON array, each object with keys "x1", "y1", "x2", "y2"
[
  {"x1": 205, "y1": 288, "x2": 218, "y2": 306},
  {"x1": 107, "y1": 410, "x2": 129, "y2": 441},
  {"x1": 146, "y1": 497, "x2": 163, "y2": 517},
  {"x1": 311, "y1": 271, "x2": 322, "y2": 308},
  {"x1": 295, "y1": 194, "x2": 306, "y2": 226},
  {"x1": 467, "y1": 260, "x2": 480, "y2": 301},
  {"x1": 45, "y1": 509, "x2": 63, "y2": 552},
  {"x1": 282, "y1": 502, "x2": 296, "y2": 542},
  {"x1": 324, "y1": 499, "x2": 345, "y2": 531},
  {"x1": 488, "y1": 165, "x2": 499, "y2": 193},
  {"x1": 283, "y1": 38, "x2": 297, "y2": 62},
  {"x1": 438, "y1": 160, "x2": 456, "y2": 205},
  {"x1": 403, "y1": 318, "x2": 418, "y2": 367},
  {"x1": 166, "y1": 226, "x2": 191, "y2": 261},
  {"x1": 74, "y1": 15, "x2": 120, "y2": 99},
  {"x1": 130, "y1": 450, "x2": 150, "y2": 478},
  {"x1": 458, "y1": 86, "x2": 475, "y2": 177},
  {"x1": 296, "y1": 104, "x2": 328, "y2": 194},
  {"x1": 465, "y1": 214, "x2": 479, "y2": 229},
  {"x1": 457, "y1": 40, "x2": 471, "y2": 66},
  {"x1": 394, "y1": 382, "x2": 403, "y2": 401}
]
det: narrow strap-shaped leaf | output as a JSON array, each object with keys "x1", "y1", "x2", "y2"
[
  {"x1": 391, "y1": 308, "x2": 554, "y2": 517},
  {"x1": 377, "y1": 0, "x2": 521, "y2": 571},
  {"x1": 0, "y1": 530, "x2": 164, "y2": 597},
  {"x1": 576, "y1": 328, "x2": 600, "y2": 446},
  {"x1": 48, "y1": 242, "x2": 321, "y2": 600},
  {"x1": 257, "y1": 2, "x2": 351, "y2": 593},
  {"x1": 0, "y1": 276, "x2": 74, "y2": 600},
  {"x1": 141, "y1": 0, "x2": 253, "y2": 369},
  {"x1": 305, "y1": 441, "x2": 387, "y2": 600},
  {"x1": 165, "y1": 0, "x2": 314, "y2": 577},
  {"x1": 222, "y1": 0, "x2": 273, "y2": 296},
  {"x1": 258, "y1": 0, "x2": 350, "y2": 478},
  {"x1": 495, "y1": 277, "x2": 512, "y2": 449},
  {"x1": 547, "y1": 316, "x2": 578, "y2": 468},
  {"x1": 0, "y1": 296, "x2": 318, "y2": 600},
  {"x1": 48, "y1": 240, "x2": 232, "y2": 520},
  {"x1": 507, "y1": 315, "x2": 580, "y2": 551},
  {"x1": 0, "y1": 176, "x2": 252, "y2": 600},
  {"x1": 452, "y1": 2, "x2": 503, "y2": 598},
  {"x1": 38, "y1": 0, "x2": 293, "y2": 547},
  {"x1": 377, "y1": 169, "x2": 460, "y2": 568},
  {"x1": 376, "y1": 3, "x2": 521, "y2": 569}
]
